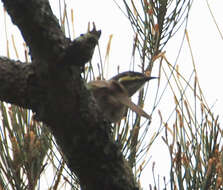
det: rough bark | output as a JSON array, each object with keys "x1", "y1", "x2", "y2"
[{"x1": 0, "y1": 0, "x2": 138, "y2": 190}]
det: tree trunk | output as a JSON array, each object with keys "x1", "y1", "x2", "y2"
[{"x1": 0, "y1": 0, "x2": 138, "y2": 190}]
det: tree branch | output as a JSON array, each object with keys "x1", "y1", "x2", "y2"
[
  {"x1": 2, "y1": 0, "x2": 67, "y2": 63},
  {"x1": 0, "y1": 57, "x2": 45, "y2": 111}
]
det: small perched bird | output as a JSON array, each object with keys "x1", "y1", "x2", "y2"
[{"x1": 87, "y1": 71, "x2": 158, "y2": 122}]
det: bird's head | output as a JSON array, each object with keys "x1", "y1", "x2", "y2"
[{"x1": 110, "y1": 71, "x2": 158, "y2": 97}]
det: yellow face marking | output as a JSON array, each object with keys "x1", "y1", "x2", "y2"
[{"x1": 118, "y1": 75, "x2": 142, "y2": 83}]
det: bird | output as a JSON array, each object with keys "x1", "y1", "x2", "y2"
[{"x1": 87, "y1": 71, "x2": 158, "y2": 122}]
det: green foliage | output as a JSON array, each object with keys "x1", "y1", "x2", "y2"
[
  {"x1": 116, "y1": 0, "x2": 192, "y2": 72},
  {"x1": 0, "y1": 103, "x2": 51, "y2": 190},
  {"x1": 161, "y1": 70, "x2": 223, "y2": 189}
]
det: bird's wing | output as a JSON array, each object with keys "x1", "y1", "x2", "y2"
[
  {"x1": 87, "y1": 80, "x2": 109, "y2": 89},
  {"x1": 118, "y1": 95, "x2": 151, "y2": 120}
]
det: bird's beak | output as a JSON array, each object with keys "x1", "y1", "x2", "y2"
[{"x1": 148, "y1": 77, "x2": 159, "y2": 80}]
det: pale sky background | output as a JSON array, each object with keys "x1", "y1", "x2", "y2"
[{"x1": 0, "y1": 0, "x2": 223, "y2": 189}]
